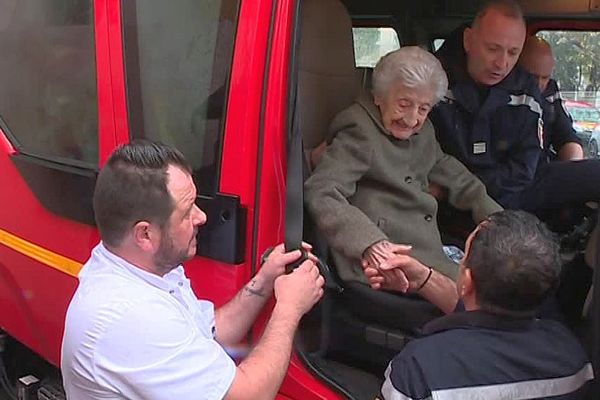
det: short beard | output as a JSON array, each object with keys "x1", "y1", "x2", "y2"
[{"x1": 152, "y1": 231, "x2": 190, "y2": 276}]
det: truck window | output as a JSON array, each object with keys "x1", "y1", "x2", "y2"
[
  {"x1": 352, "y1": 27, "x2": 400, "y2": 67},
  {"x1": 538, "y1": 30, "x2": 600, "y2": 158},
  {"x1": 0, "y1": 0, "x2": 98, "y2": 167},
  {"x1": 122, "y1": 0, "x2": 239, "y2": 195}
]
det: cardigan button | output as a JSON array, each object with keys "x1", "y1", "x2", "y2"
[
  {"x1": 404, "y1": 176, "x2": 413, "y2": 184},
  {"x1": 424, "y1": 214, "x2": 433, "y2": 222}
]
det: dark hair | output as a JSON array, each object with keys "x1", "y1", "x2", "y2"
[
  {"x1": 93, "y1": 140, "x2": 192, "y2": 247},
  {"x1": 472, "y1": 0, "x2": 524, "y2": 29},
  {"x1": 465, "y1": 210, "x2": 560, "y2": 316}
]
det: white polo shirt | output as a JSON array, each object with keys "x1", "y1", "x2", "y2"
[{"x1": 61, "y1": 243, "x2": 236, "y2": 400}]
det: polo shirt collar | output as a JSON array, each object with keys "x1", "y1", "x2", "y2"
[
  {"x1": 421, "y1": 310, "x2": 535, "y2": 336},
  {"x1": 95, "y1": 242, "x2": 184, "y2": 293}
]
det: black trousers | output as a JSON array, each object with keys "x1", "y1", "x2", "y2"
[
  {"x1": 518, "y1": 160, "x2": 600, "y2": 327},
  {"x1": 519, "y1": 160, "x2": 600, "y2": 228}
]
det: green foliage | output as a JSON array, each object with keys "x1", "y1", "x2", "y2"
[
  {"x1": 353, "y1": 28, "x2": 381, "y2": 67},
  {"x1": 538, "y1": 30, "x2": 600, "y2": 92}
]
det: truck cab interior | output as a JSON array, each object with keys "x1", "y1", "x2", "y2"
[{"x1": 292, "y1": 1, "x2": 600, "y2": 398}]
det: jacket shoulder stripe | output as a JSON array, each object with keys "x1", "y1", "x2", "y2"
[
  {"x1": 432, "y1": 363, "x2": 593, "y2": 400},
  {"x1": 508, "y1": 93, "x2": 542, "y2": 116}
]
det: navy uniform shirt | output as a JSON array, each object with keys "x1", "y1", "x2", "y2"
[
  {"x1": 381, "y1": 311, "x2": 593, "y2": 400},
  {"x1": 540, "y1": 79, "x2": 582, "y2": 163},
  {"x1": 430, "y1": 26, "x2": 543, "y2": 209}
]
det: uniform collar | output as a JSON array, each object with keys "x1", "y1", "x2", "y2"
[
  {"x1": 91, "y1": 242, "x2": 185, "y2": 293},
  {"x1": 421, "y1": 310, "x2": 535, "y2": 336}
]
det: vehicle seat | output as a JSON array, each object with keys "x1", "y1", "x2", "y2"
[
  {"x1": 297, "y1": 0, "x2": 442, "y2": 357},
  {"x1": 297, "y1": 0, "x2": 360, "y2": 156},
  {"x1": 356, "y1": 66, "x2": 374, "y2": 91}
]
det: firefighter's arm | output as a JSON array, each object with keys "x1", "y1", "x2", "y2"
[{"x1": 548, "y1": 91, "x2": 584, "y2": 160}]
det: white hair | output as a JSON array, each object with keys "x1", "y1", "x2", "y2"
[{"x1": 372, "y1": 46, "x2": 448, "y2": 104}]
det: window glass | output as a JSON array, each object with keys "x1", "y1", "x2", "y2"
[
  {"x1": 352, "y1": 27, "x2": 400, "y2": 68},
  {"x1": 122, "y1": 0, "x2": 238, "y2": 194},
  {"x1": 0, "y1": 0, "x2": 98, "y2": 167},
  {"x1": 538, "y1": 30, "x2": 600, "y2": 155}
]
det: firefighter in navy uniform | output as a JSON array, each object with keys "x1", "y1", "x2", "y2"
[
  {"x1": 371, "y1": 211, "x2": 593, "y2": 400},
  {"x1": 519, "y1": 35, "x2": 584, "y2": 163},
  {"x1": 430, "y1": 0, "x2": 600, "y2": 227}
]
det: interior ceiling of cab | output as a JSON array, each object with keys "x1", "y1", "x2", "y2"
[
  {"x1": 342, "y1": 0, "x2": 600, "y2": 43},
  {"x1": 343, "y1": 0, "x2": 600, "y2": 19}
]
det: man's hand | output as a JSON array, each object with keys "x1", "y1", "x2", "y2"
[
  {"x1": 362, "y1": 240, "x2": 411, "y2": 291},
  {"x1": 558, "y1": 142, "x2": 584, "y2": 161},
  {"x1": 274, "y1": 260, "x2": 324, "y2": 318},
  {"x1": 258, "y1": 242, "x2": 316, "y2": 293},
  {"x1": 362, "y1": 254, "x2": 431, "y2": 293}
]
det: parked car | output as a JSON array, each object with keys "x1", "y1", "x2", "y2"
[{"x1": 564, "y1": 100, "x2": 600, "y2": 158}]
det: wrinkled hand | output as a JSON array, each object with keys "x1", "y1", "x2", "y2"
[
  {"x1": 309, "y1": 141, "x2": 328, "y2": 169},
  {"x1": 274, "y1": 260, "x2": 325, "y2": 317},
  {"x1": 363, "y1": 254, "x2": 431, "y2": 293},
  {"x1": 258, "y1": 242, "x2": 317, "y2": 291},
  {"x1": 362, "y1": 240, "x2": 411, "y2": 291},
  {"x1": 429, "y1": 182, "x2": 448, "y2": 201}
]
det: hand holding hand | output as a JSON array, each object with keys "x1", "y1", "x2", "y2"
[
  {"x1": 362, "y1": 241, "x2": 411, "y2": 291},
  {"x1": 362, "y1": 253, "x2": 431, "y2": 293}
]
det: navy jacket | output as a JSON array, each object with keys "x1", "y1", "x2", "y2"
[
  {"x1": 540, "y1": 79, "x2": 582, "y2": 163},
  {"x1": 430, "y1": 26, "x2": 543, "y2": 208},
  {"x1": 381, "y1": 311, "x2": 593, "y2": 400}
]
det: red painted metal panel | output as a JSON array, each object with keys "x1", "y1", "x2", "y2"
[
  {"x1": 220, "y1": 0, "x2": 274, "y2": 204},
  {"x1": 249, "y1": 0, "x2": 342, "y2": 397},
  {"x1": 95, "y1": 0, "x2": 118, "y2": 165},
  {"x1": 0, "y1": 0, "x2": 344, "y2": 396},
  {"x1": 0, "y1": 126, "x2": 16, "y2": 155},
  {"x1": 191, "y1": 0, "x2": 278, "y2": 303},
  {"x1": 106, "y1": 0, "x2": 131, "y2": 152},
  {"x1": 0, "y1": 0, "x2": 109, "y2": 366},
  {"x1": 0, "y1": 151, "x2": 99, "y2": 366}
]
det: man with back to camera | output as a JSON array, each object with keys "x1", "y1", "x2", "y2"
[
  {"x1": 430, "y1": 0, "x2": 600, "y2": 224},
  {"x1": 61, "y1": 140, "x2": 325, "y2": 400},
  {"x1": 363, "y1": 211, "x2": 593, "y2": 399},
  {"x1": 518, "y1": 35, "x2": 584, "y2": 162}
]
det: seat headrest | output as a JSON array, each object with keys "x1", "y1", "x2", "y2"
[{"x1": 297, "y1": 0, "x2": 361, "y2": 150}]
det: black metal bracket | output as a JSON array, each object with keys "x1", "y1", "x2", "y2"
[{"x1": 196, "y1": 193, "x2": 246, "y2": 264}]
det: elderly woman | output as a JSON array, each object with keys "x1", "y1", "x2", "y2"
[{"x1": 304, "y1": 47, "x2": 502, "y2": 302}]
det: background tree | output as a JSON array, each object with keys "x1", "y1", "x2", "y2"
[{"x1": 539, "y1": 31, "x2": 600, "y2": 92}]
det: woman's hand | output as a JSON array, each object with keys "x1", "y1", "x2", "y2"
[{"x1": 361, "y1": 240, "x2": 412, "y2": 291}]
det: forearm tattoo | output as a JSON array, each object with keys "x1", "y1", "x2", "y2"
[{"x1": 243, "y1": 279, "x2": 266, "y2": 297}]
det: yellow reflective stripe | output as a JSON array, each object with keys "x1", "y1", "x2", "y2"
[{"x1": 0, "y1": 228, "x2": 82, "y2": 277}]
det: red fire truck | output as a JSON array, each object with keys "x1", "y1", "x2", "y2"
[{"x1": 0, "y1": 0, "x2": 599, "y2": 399}]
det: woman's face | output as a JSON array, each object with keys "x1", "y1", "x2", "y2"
[{"x1": 373, "y1": 82, "x2": 435, "y2": 140}]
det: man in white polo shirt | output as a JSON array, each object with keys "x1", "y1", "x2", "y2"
[{"x1": 61, "y1": 140, "x2": 324, "y2": 400}]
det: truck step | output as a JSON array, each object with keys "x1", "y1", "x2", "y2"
[{"x1": 37, "y1": 382, "x2": 66, "y2": 400}]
